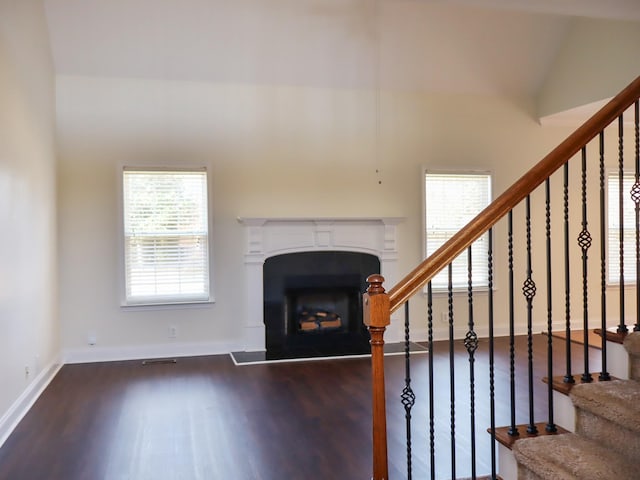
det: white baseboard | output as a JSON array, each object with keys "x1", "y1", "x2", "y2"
[
  {"x1": 0, "y1": 360, "x2": 62, "y2": 449},
  {"x1": 62, "y1": 340, "x2": 242, "y2": 364}
]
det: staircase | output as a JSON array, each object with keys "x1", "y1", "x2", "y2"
[
  {"x1": 362, "y1": 75, "x2": 640, "y2": 480},
  {"x1": 513, "y1": 332, "x2": 640, "y2": 480}
]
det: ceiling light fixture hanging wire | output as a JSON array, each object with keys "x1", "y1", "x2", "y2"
[{"x1": 374, "y1": 0, "x2": 382, "y2": 185}]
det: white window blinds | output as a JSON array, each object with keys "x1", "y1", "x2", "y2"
[
  {"x1": 425, "y1": 172, "x2": 491, "y2": 290},
  {"x1": 607, "y1": 172, "x2": 637, "y2": 284},
  {"x1": 123, "y1": 168, "x2": 210, "y2": 305}
]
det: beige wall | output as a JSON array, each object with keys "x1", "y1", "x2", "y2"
[
  {"x1": 0, "y1": 0, "x2": 58, "y2": 421},
  {"x1": 537, "y1": 18, "x2": 640, "y2": 117},
  {"x1": 57, "y1": 74, "x2": 614, "y2": 357},
  {"x1": 48, "y1": 8, "x2": 640, "y2": 360}
]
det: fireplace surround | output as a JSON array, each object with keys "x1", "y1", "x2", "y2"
[{"x1": 238, "y1": 217, "x2": 403, "y2": 354}]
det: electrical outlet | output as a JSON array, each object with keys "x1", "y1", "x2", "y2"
[
  {"x1": 440, "y1": 311, "x2": 448, "y2": 324},
  {"x1": 168, "y1": 325, "x2": 178, "y2": 338},
  {"x1": 24, "y1": 365, "x2": 30, "y2": 378}
]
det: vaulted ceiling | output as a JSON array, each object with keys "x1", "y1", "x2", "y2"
[{"x1": 43, "y1": 0, "x2": 640, "y2": 110}]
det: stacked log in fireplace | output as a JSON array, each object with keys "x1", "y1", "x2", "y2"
[{"x1": 297, "y1": 307, "x2": 342, "y2": 332}]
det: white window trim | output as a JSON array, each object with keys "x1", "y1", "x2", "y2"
[
  {"x1": 117, "y1": 164, "x2": 216, "y2": 308},
  {"x1": 422, "y1": 167, "x2": 493, "y2": 294}
]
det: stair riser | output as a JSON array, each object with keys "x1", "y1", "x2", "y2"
[
  {"x1": 498, "y1": 443, "x2": 518, "y2": 480},
  {"x1": 608, "y1": 341, "x2": 630, "y2": 380},
  {"x1": 552, "y1": 390, "x2": 575, "y2": 432}
]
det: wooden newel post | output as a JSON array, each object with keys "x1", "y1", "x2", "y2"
[{"x1": 363, "y1": 274, "x2": 390, "y2": 480}]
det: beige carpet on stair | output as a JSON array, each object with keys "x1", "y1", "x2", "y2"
[
  {"x1": 571, "y1": 380, "x2": 640, "y2": 429},
  {"x1": 570, "y1": 379, "x2": 640, "y2": 463},
  {"x1": 515, "y1": 333, "x2": 640, "y2": 479},
  {"x1": 512, "y1": 433, "x2": 637, "y2": 480},
  {"x1": 624, "y1": 332, "x2": 640, "y2": 379}
]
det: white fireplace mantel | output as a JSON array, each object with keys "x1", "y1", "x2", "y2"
[{"x1": 237, "y1": 217, "x2": 404, "y2": 351}]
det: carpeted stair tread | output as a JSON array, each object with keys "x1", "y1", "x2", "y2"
[
  {"x1": 569, "y1": 379, "x2": 640, "y2": 432},
  {"x1": 512, "y1": 433, "x2": 636, "y2": 480}
]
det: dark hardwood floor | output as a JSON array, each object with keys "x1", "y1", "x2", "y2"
[{"x1": 0, "y1": 334, "x2": 599, "y2": 480}]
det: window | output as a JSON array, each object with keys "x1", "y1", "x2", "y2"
[
  {"x1": 607, "y1": 171, "x2": 637, "y2": 285},
  {"x1": 122, "y1": 168, "x2": 210, "y2": 305},
  {"x1": 424, "y1": 171, "x2": 491, "y2": 290}
]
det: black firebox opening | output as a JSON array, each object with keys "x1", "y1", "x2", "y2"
[
  {"x1": 287, "y1": 286, "x2": 358, "y2": 335},
  {"x1": 264, "y1": 251, "x2": 380, "y2": 360}
]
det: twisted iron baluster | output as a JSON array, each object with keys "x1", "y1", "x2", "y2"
[
  {"x1": 427, "y1": 282, "x2": 435, "y2": 480},
  {"x1": 600, "y1": 132, "x2": 611, "y2": 381},
  {"x1": 508, "y1": 211, "x2": 519, "y2": 436},
  {"x1": 448, "y1": 263, "x2": 456, "y2": 480},
  {"x1": 545, "y1": 179, "x2": 557, "y2": 432},
  {"x1": 465, "y1": 246, "x2": 478, "y2": 479},
  {"x1": 563, "y1": 163, "x2": 574, "y2": 384},
  {"x1": 487, "y1": 228, "x2": 497, "y2": 479},
  {"x1": 401, "y1": 301, "x2": 415, "y2": 479},
  {"x1": 618, "y1": 114, "x2": 628, "y2": 334},
  {"x1": 578, "y1": 147, "x2": 593, "y2": 383},
  {"x1": 523, "y1": 195, "x2": 538, "y2": 434},
  {"x1": 635, "y1": 100, "x2": 640, "y2": 332}
]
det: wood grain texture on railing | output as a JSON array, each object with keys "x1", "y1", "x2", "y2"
[
  {"x1": 388, "y1": 75, "x2": 640, "y2": 313},
  {"x1": 363, "y1": 274, "x2": 390, "y2": 480}
]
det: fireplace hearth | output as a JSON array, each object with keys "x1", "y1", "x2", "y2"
[{"x1": 264, "y1": 251, "x2": 379, "y2": 360}]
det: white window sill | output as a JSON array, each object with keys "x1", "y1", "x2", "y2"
[{"x1": 120, "y1": 299, "x2": 215, "y2": 311}]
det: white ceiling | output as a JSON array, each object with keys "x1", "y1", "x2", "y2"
[{"x1": 43, "y1": 0, "x2": 640, "y2": 98}]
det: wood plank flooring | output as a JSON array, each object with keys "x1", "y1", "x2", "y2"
[
  {"x1": 0, "y1": 334, "x2": 600, "y2": 480},
  {"x1": 546, "y1": 329, "x2": 603, "y2": 349}
]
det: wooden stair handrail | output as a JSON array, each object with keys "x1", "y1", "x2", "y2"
[{"x1": 388, "y1": 75, "x2": 640, "y2": 313}]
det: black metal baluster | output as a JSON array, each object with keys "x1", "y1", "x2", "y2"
[
  {"x1": 508, "y1": 211, "x2": 519, "y2": 436},
  {"x1": 427, "y1": 281, "x2": 435, "y2": 480},
  {"x1": 487, "y1": 228, "x2": 497, "y2": 479},
  {"x1": 545, "y1": 179, "x2": 557, "y2": 432},
  {"x1": 401, "y1": 301, "x2": 415, "y2": 479},
  {"x1": 579, "y1": 146, "x2": 593, "y2": 383},
  {"x1": 634, "y1": 100, "x2": 640, "y2": 332},
  {"x1": 563, "y1": 163, "x2": 575, "y2": 384},
  {"x1": 618, "y1": 114, "x2": 628, "y2": 334},
  {"x1": 600, "y1": 131, "x2": 611, "y2": 381},
  {"x1": 465, "y1": 246, "x2": 478, "y2": 479},
  {"x1": 448, "y1": 263, "x2": 456, "y2": 480},
  {"x1": 523, "y1": 195, "x2": 538, "y2": 434}
]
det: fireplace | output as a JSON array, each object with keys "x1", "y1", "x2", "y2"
[
  {"x1": 238, "y1": 217, "x2": 403, "y2": 354},
  {"x1": 264, "y1": 251, "x2": 379, "y2": 360}
]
